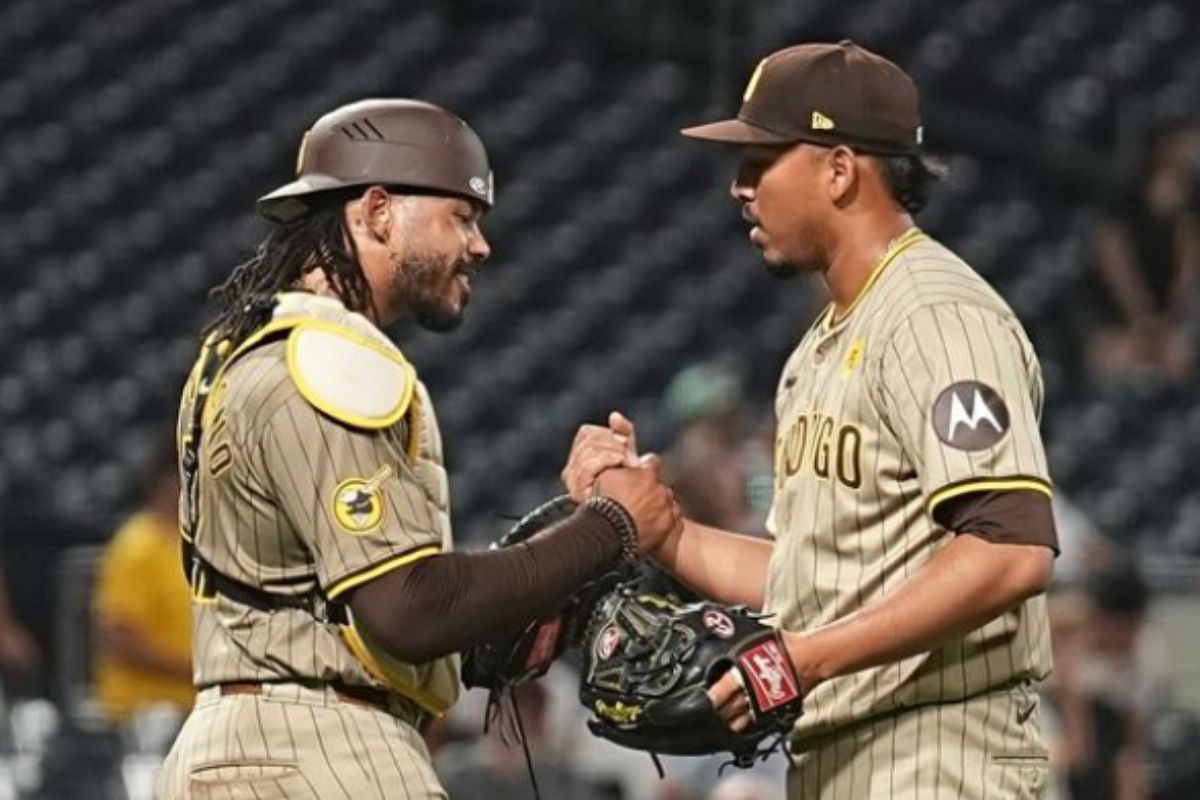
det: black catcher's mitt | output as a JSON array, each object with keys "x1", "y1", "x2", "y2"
[
  {"x1": 580, "y1": 575, "x2": 803, "y2": 768},
  {"x1": 462, "y1": 495, "x2": 619, "y2": 695}
]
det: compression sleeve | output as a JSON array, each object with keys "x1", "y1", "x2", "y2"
[{"x1": 347, "y1": 505, "x2": 622, "y2": 664}]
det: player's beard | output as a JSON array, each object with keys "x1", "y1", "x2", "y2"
[
  {"x1": 761, "y1": 220, "x2": 826, "y2": 280},
  {"x1": 764, "y1": 259, "x2": 798, "y2": 280},
  {"x1": 391, "y1": 244, "x2": 467, "y2": 333}
]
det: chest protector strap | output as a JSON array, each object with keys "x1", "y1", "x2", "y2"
[{"x1": 179, "y1": 315, "x2": 349, "y2": 626}]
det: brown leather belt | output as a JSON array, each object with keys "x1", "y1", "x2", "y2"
[{"x1": 218, "y1": 681, "x2": 428, "y2": 730}]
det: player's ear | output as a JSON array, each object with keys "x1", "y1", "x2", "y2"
[
  {"x1": 827, "y1": 146, "x2": 858, "y2": 207},
  {"x1": 359, "y1": 185, "x2": 394, "y2": 243}
]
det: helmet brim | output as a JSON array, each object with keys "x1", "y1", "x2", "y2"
[{"x1": 256, "y1": 174, "x2": 353, "y2": 222}]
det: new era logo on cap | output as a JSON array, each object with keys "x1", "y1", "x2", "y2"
[{"x1": 811, "y1": 111, "x2": 835, "y2": 131}]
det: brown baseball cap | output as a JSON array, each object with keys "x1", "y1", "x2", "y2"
[
  {"x1": 681, "y1": 40, "x2": 923, "y2": 155},
  {"x1": 258, "y1": 99, "x2": 494, "y2": 222}
]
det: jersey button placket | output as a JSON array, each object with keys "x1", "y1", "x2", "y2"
[{"x1": 814, "y1": 328, "x2": 839, "y2": 367}]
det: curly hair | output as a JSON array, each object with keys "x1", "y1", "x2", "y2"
[{"x1": 875, "y1": 154, "x2": 947, "y2": 214}]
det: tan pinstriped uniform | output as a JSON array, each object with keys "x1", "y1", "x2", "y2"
[
  {"x1": 159, "y1": 293, "x2": 454, "y2": 799},
  {"x1": 764, "y1": 230, "x2": 1052, "y2": 798}
]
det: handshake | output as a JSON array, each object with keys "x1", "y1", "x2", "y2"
[
  {"x1": 467, "y1": 413, "x2": 802, "y2": 772},
  {"x1": 560, "y1": 411, "x2": 683, "y2": 557}
]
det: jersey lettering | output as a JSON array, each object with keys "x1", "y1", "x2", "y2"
[{"x1": 775, "y1": 410, "x2": 862, "y2": 492}]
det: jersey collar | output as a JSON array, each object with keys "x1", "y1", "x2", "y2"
[{"x1": 819, "y1": 228, "x2": 927, "y2": 334}]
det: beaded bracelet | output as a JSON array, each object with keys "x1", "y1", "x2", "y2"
[{"x1": 583, "y1": 494, "x2": 639, "y2": 565}]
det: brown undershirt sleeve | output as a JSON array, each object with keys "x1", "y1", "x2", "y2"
[
  {"x1": 933, "y1": 489, "x2": 1059, "y2": 553},
  {"x1": 347, "y1": 505, "x2": 622, "y2": 664}
]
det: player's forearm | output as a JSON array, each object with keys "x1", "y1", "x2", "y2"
[
  {"x1": 1094, "y1": 224, "x2": 1158, "y2": 324},
  {"x1": 1168, "y1": 221, "x2": 1200, "y2": 320},
  {"x1": 651, "y1": 518, "x2": 772, "y2": 609},
  {"x1": 786, "y1": 534, "x2": 1053, "y2": 689},
  {"x1": 349, "y1": 506, "x2": 622, "y2": 663}
]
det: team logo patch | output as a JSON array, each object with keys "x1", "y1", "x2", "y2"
[
  {"x1": 332, "y1": 465, "x2": 392, "y2": 533},
  {"x1": 743, "y1": 57, "x2": 766, "y2": 101},
  {"x1": 469, "y1": 175, "x2": 488, "y2": 196},
  {"x1": 736, "y1": 639, "x2": 800, "y2": 712},
  {"x1": 702, "y1": 609, "x2": 735, "y2": 639},
  {"x1": 295, "y1": 131, "x2": 311, "y2": 175},
  {"x1": 931, "y1": 381, "x2": 1010, "y2": 451},
  {"x1": 596, "y1": 624, "x2": 623, "y2": 660}
]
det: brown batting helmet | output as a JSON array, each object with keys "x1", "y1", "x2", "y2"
[{"x1": 257, "y1": 99, "x2": 494, "y2": 222}]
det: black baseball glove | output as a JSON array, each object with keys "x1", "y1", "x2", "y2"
[
  {"x1": 579, "y1": 574, "x2": 803, "y2": 768},
  {"x1": 462, "y1": 495, "x2": 620, "y2": 695}
]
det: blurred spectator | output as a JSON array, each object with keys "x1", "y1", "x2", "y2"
[
  {"x1": 1046, "y1": 561, "x2": 1168, "y2": 800},
  {"x1": 663, "y1": 361, "x2": 765, "y2": 534},
  {"x1": 1088, "y1": 118, "x2": 1200, "y2": 384},
  {"x1": 0, "y1": 558, "x2": 39, "y2": 688},
  {"x1": 439, "y1": 680, "x2": 611, "y2": 800},
  {"x1": 91, "y1": 441, "x2": 193, "y2": 725},
  {"x1": 1050, "y1": 493, "x2": 1114, "y2": 589},
  {"x1": 707, "y1": 773, "x2": 779, "y2": 800}
]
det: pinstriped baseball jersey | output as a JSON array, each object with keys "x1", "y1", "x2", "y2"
[
  {"x1": 763, "y1": 229, "x2": 1054, "y2": 743},
  {"x1": 177, "y1": 292, "x2": 459, "y2": 714}
]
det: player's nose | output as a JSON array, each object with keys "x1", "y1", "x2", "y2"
[
  {"x1": 730, "y1": 176, "x2": 755, "y2": 204},
  {"x1": 467, "y1": 223, "x2": 491, "y2": 262}
]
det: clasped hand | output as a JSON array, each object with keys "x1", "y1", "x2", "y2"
[{"x1": 561, "y1": 412, "x2": 681, "y2": 554}]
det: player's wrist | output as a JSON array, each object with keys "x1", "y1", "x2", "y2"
[
  {"x1": 780, "y1": 629, "x2": 831, "y2": 694},
  {"x1": 646, "y1": 515, "x2": 687, "y2": 568}
]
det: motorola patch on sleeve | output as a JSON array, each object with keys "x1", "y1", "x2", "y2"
[{"x1": 931, "y1": 381, "x2": 1010, "y2": 450}]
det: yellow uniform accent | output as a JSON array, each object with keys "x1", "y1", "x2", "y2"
[
  {"x1": 927, "y1": 478, "x2": 1053, "y2": 516},
  {"x1": 823, "y1": 229, "x2": 927, "y2": 331},
  {"x1": 326, "y1": 545, "x2": 440, "y2": 601},
  {"x1": 94, "y1": 512, "x2": 194, "y2": 723},
  {"x1": 843, "y1": 340, "x2": 865, "y2": 374},
  {"x1": 340, "y1": 619, "x2": 452, "y2": 716}
]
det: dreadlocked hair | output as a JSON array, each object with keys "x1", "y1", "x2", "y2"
[{"x1": 206, "y1": 191, "x2": 376, "y2": 347}]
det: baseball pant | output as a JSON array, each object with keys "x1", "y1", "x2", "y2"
[
  {"x1": 157, "y1": 683, "x2": 446, "y2": 800},
  {"x1": 787, "y1": 681, "x2": 1049, "y2": 799}
]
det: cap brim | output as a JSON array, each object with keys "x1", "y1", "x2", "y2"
[{"x1": 679, "y1": 118, "x2": 797, "y2": 145}]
